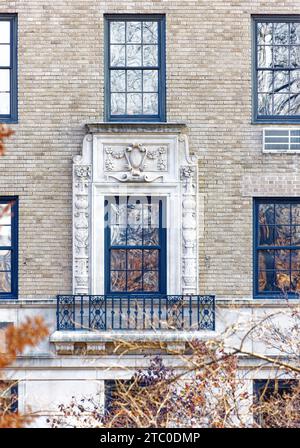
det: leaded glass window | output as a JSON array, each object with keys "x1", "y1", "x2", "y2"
[
  {"x1": 254, "y1": 198, "x2": 300, "y2": 297},
  {"x1": 105, "y1": 15, "x2": 166, "y2": 121},
  {"x1": 105, "y1": 196, "x2": 166, "y2": 294},
  {"x1": 253, "y1": 16, "x2": 300, "y2": 121},
  {"x1": 0, "y1": 198, "x2": 18, "y2": 299},
  {"x1": 0, "y1": 15, "x2": 17, "y2": 122}
]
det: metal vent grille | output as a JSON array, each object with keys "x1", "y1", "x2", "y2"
[{"x1": 263, "y1": 129, "x2": 300, "y2": 152}]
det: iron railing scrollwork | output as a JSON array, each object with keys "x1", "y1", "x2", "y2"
[{"x1": 56, "y1": 295, "x2": 215, "y2": 331}]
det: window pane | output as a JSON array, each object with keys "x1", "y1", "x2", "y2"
[
  {"x1": 291, "y1": 226, "x2": 300, "y2": 245},
  {"x1": 259, "y1": 271, "x2": 276, "y2": 292},
  {"x1": 111, "y1": 93, "x2": 125, "y2": 115},
  {"x1": 143, "y1": 271, "x2": 158, "y2": 291},
  {"x1": 143, "y1": 45, "x2": 158, "y2": 66},
  {"x1": 127, "y1": 225, "x2": 143, "y2": 245},
  {"x1": 0, "y1": 45, "x2": 10, "y2": 66},
  {"x1": 259, "y1": 250, "x2": 274, "y2": 271},
  {"x1": 275, "y1": 226, "x2": 290, "y2": 245},
  {"x1": 144, "y1": 249, "x2": 159, "y2": 270},
  {"x1": 274, "y1": 70, "x2": 289, "y2": 93},
  {"x1": 143, "y1": 70, "x2": 158, "y2": 92},
  {"x1": 110, "y1": 249, "x2": 126, "y2": 270},
  {"x1": 291, "y1": 271, "x2": 300, "y2": 292},
  {"x1": 111, "y1": 271, "x2": 126, "y2": 291},
  {"x1": 0, "y1": 226, "x2": 11, "y2": 246},
  {"x1": 127, "y1": 93, "x2": 142, "y2": 114},
  {"x1": 258, "y1": 70, "x2": 273, "y2": 92},
  {"x1": 127, "y1": 271, "x2": 142, "y2": 291},
  {"x1": 110, "y1": 45, "x2": 125, "y2": 67},
  {"x1": 110, "y1": 70, "x2": 125, "y2": 92},
  {"x1": 273, "y1": 23, "x2": 289, "y2": 45},
  {"x1": 0, "y1": 250, "x2": 10, "y2": 270},
  {"x1": 258, "y1": 46, "x2": 273, "y2": 68},
  {"x1": 143, "y1": 93, "x2": 158, "y2": 114},
  {"x1": 127, "y1": 249, "x2": 142, "y2": 270},
  {"x1": 291, "y1": 23, "x2": 300, "y2": 45},
  {"x1": 143, "y1": 228, "x2": 159, "y2": 246},
  {"x1": 259, "y1": 203, "x2": 274, "y2": 224},
  {"x1": 0, "y1": 69, "x2": 9, "y2": 92},
  {"x1": 290, "y1": 70, "x2": 300, "y2": 92},
  {"x1": 259, "y1": 225, "x2": 274, "y2": 245},
  {"x1": 258, "y1": 93, "x2": 272, "y2": 115},
  {"x1": 273, "y1": 93, "x2": 289, "y2": 114},
  {"x1": 275, "y1": 203, "x2": 290, "y2": 224},
  {"x1": 143, "y1": 22, "x2": 158, "y2": 44},
  {"x1": 289, "y1": 93, "x2": 300, "y2": 115},
  {"x1": 290, "y1": 46, "x2": 300, "y2": 68},
  {"x1": 0, "y1": 203, "x2": 11, "y2": 225},
  {"x1": 257, "y1": 23, "x2": 273, "y2": 45},
  {"x1": 276, "y1": 271, "x2": 290, "y2": 291},
  {"x1": 275, "y1": 249, "x2": 290, "y2": 270},
  {"x1": 127, "y1": 70, "x2": 142, "y2": 92},
  {"x1": 127, "y1": 45, "x2": 142, "y2": 66},
  {"x1": 292, "y1": 205, "x2": 300, "y2": 224},
  {"x1": 110, "y1": 225, "x2": 127, "y2": 245},
  {"x1": 273, "y1": 46, "x2": 288, "y2": 68},
  {"x1": 291, "y1": 250, "x2": 300, "y2": 269},
  {"x1": 0, "y1": 22, "x2": 10, "y2": 44},
  {"x1": 127, "y1": 22, "x2": 141, "y2": 43},
  {"x1": 110, "y1": 22, "x2": 125, "y2": 44},
  {"x1": 0, "y1": 271, "x2": 11, "y2": 293}
]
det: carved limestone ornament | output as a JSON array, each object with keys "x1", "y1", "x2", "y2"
[
  {"x1": 104, "y1": 143, "x2": 167, "y2": 182},
  {"x1": 73, "y1": 155, "x2": 92, "y2": 294},
  {"x1": 180, "y1": 163, "x2": 198, "y2": 295}
]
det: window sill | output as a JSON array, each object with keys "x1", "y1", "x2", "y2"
[{"x1": 85, "y1": 121, "x2": 188, "y2": 134}]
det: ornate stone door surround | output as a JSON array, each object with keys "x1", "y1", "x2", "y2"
[{"x1": 73, "y1": 123, "x2": 199, "y2": 296}]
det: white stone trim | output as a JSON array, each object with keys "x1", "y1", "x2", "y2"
[{"x1": 73, "y1": 130, "x2": 199, "y2": 296}]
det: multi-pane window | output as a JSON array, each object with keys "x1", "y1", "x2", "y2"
[
  {"x1": 0, "y1": 15, "x2": 17, "y2": 122},
  {"x1": 253, "y1": 16, "x2": 300, "y2": 121},
  {"x1": 0, "y1": 381, "x2": 18, "y2": 414},
  {"x1": 253, "y1": 380, "x2": 296, "y2": 427},
  {"x1": 105, "y1": 15, "x2": 166, "y2": 121},
  {"x1": 0, "y1": 198, "x2": 18, "y2": 299},
  {"x1": 254, "y1": 198, "x2": 300, "y2": 297},
  {"x1": 105, "y1": 196, "x2": 166, "y2": 294}
]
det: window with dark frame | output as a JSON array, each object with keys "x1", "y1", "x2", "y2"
[
  {"x1": 0, "y1": 198, "x2": 18, "y2": 299},
  {"x1": 253, "y1": 16, "x2": 300, "y2": 122},
  {"x1": 105, "y1": 15, "x2": 166, "y2": 122},
  {"x1": 254, "y1": 198, "x2": 300, "y2": 297},
  {"x1": 104, "y1": 196, "x2": 166, "y2": 294},
  {"x1": 253, "y1": 379, "x2": 296, "y2": 427},
  {"x1": 0, "y1": 15, "x2": 17, "y2": 123},
  {"x1": 0, "y1": 381, "x2": 18, "y2": 414}
]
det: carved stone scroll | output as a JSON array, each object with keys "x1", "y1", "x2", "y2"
[{"x1": 73, "y1": 158, "x2": 92, "y2": 294}]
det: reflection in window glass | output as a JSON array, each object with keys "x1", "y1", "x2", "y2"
[
  {"x1": 105, "y1": 196, "x2": 165, "y2": 294},
  {"x1": 106, "y1": 16, "x2": 165, "y2": 120},
  {"x1": 255, "y1": 18, "x2": 300, "y2": 119},
  {"x1": 255, "y1": 199, "x2": 300, "y2": 296}
]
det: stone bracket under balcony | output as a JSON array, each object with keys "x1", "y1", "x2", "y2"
[{"x1": 50, "y1": 329, "x2": 217, "y2": 356}]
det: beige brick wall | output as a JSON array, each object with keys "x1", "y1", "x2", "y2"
[{"x1": 1, "y1": 1, "x2": 300, "y2": 299}]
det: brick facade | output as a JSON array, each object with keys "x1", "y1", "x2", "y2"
[{"x1": 1, "y1": 1, "x2": 300, "y2": 300}]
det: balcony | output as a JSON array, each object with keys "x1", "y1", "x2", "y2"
[
  {"x1": 51, "y1": 295, "x2": 215, "y2": 355},
  {"x1": 56, "y1": 294, "x2": 215, "y2": 332}
]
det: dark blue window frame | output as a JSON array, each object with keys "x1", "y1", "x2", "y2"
[
  {"x1": 252, "y1": 15, "x2": 300, "y2": 123},
  {"x1": 104, "y1": 196, "x2": 167, "y2": 295},
  {"x1": 0, "y1": 14, "x2": 18, "y2": 123},
  {"x1": 0, "y1": 197, "x2": 18, "y2": 299},
  {"x1": 253, "y1": 197, "x2": 300, "y2": 298},
  {"x1": 104, "y1": 14, "x2": 166, "y2": 122}
]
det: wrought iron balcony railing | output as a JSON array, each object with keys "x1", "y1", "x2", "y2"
[{"x1": 56, "y1": 295, "x2": 215, "y2": 332}]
